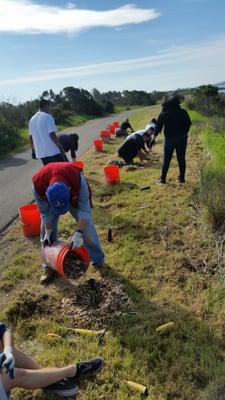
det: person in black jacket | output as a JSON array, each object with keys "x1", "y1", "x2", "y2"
[
  {"x1": 115, "y1": 118, "x2": 134, "y2": 137},
  {"x1": 155, "y1": 94, "x2": 191, "y2": 184},
  {"x1": 57, "y1": 132, "x2": 79, "y2": 161}
]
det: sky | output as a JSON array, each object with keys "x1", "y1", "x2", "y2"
[{"x1": 0, "y1": 0, "x2": 225, "y2": 102}]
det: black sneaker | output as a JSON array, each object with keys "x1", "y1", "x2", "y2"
[
  {"x1": 177, "y1": 176, "x2": 185, "y2": 184},
  {"x1": 156, "y1": 178, "x2": 166, "y2": 185},
  {"x1": 72, "y1": 357, "x2": 104, "y2": 383},
  {"x1": 44, "y1": 379, "x2": 79, "y2": 397}
]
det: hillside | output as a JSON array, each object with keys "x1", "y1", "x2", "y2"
[{"x1": 1, "y1": 106, "x2": 225, "y2": 400}]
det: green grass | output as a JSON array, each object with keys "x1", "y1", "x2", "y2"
[{"x1": 1, "y1": 105, "x2": 225, "y2": 399}]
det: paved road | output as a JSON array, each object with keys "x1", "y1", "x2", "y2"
[{"x1": 0, "y1": 110, "x2": 137, "y2": 231}]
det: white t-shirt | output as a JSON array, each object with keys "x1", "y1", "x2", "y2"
[
  {"x1": 126, "y1": 129, "x2": 146, "y2": 141},
  {"x1": 29, "y1": 111, "x2": 60, "y2": 159}
]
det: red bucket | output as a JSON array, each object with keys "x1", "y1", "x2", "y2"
[
  {"x1": 104, "y1": 165, "x2": 120, "y2": 185},
  {"x1": 108, "y1": 124, "x2": 116, "y2": 135},
  {"x1": 113, "y1": 121, "x2": 120, "y2": 128},
  {"x1": 100, "y1": 130, "x2": 110, "y2": 143},
  {"x1": 73, "y1": 160, "x2": 84, "y2": 170},
  {"x1": 41, "y1": 241, "x2": 89, "y2": 279},
  {"x1": 18, "y1": 204, "x2": 41, "y2": 237},
  {"x1": 94, "y1": 138, "x2": 103, "y2": 152}
]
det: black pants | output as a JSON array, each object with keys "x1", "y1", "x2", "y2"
[
  {"x1": 161, "y1": 136, "x2": 187, "y2": 181},
  {"x1": 41, "y1": 153, "x2": 67, "y2": 165}
]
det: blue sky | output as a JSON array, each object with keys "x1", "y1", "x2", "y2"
[{"x1": 0, "y1": 0, "x2": 225, "y2": 102}]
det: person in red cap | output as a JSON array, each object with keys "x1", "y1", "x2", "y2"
[{"x1": 32, "y1": 162, "x2": 105, "y2": 284}]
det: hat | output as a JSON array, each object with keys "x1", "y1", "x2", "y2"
[{"x1": 46, "y1": 182, "x2": 70, "y2": 216}]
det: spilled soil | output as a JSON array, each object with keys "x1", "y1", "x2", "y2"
[{"x1": 61, "y1": 277, "x2": 132, "y2": 327}]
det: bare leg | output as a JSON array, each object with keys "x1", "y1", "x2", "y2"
[{"x1": 1, "y1": 365, "x2": 77, "y2": 392}]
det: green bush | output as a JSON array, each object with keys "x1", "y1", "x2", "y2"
[{"x1": 0, "y1": 115, "x2": 21, "y2": 155}]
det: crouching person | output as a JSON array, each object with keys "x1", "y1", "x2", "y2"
[
  {"x1": 117, "y1": 129, "x2": 152, "y2": 165},
  {"x1": 0, "y1": 321, "x2": 104, "y2": 398},
  {"x1": 32, "y1": 162, "x2": 105, "y2": 284}
]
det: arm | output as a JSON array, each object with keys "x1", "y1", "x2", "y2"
[
  {"x1": 49, "y1": 132, "x2": 67, "y2": 159},
  {"x1": 70, "y1": 135, "x2": 77, "y2": 161},
  {"x1": 128, "y1": 122, "x2": 134, "y2": 132},
  {"x1": 154, "y1": 112, "x2": 164, "y2": 137},
  {"x1": 29, "y1": 135, "x2": 36, "y2": 159}
]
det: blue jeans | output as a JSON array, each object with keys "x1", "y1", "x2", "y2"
[
  {"x1": 33, "y1": 174, "x2": 105, "y2": 266},
  {"x1": 161, "y1": 135, "x2": 188, "y2": 181}
]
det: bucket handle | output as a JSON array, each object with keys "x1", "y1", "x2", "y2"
[{"x1": 19, "y1": 221, "x2": 30, "y2": 227}]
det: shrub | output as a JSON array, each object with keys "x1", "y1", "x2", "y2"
[{"x1": 0, "y1": 114, "x2": 20, "y2": 154}]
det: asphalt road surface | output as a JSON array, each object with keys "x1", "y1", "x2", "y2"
[{"x1": 0, "y1": 110, "x2": 137, "y2": 231}]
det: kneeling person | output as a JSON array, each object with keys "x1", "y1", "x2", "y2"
[
  {"x1": 32, "y1": 162, "x2": 105, "y2": 284},
  {"x1": 117, "y1": 130, "x2": 152, "y2": 165}
]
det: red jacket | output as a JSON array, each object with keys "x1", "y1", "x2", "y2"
[{"x1": 33, "y1": 162, "x2": 83, "y2": 208}]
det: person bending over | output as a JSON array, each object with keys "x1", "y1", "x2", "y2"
[
  {"x1": 115, "y1": 118, "x2": 134, "y2": 138},
  {"x1": 57, "y1": 132, "x2": 79, "y2": 161},
  {"x1": 32, "y1": 162, "x2": 105, "y2": 284},
  {"x1": 117, "y1": 130, "x2": 152, "y2": 165},
  {"x1": 0, "y1": 321, "x2": 104, "y2": 399}
]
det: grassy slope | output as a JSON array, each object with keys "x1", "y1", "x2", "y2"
[{"x1": 1, "y1": 106, "x2": 225, "y2": 400}]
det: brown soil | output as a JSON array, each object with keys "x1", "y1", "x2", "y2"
[
  {"x1": 61, "y1": 277, "x2": 132, "y2": 327},
  {"x1": 63, "y1": 251, "x2": 88, "y2": 279}
]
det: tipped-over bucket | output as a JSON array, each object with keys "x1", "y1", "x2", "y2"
[
  {"x1": 94, "y1": 138, "x2": 103, "y2": 152},
  {"x1": 73, "y1": 160, "x2": 84, "y2": 170},
  {"x1": 18, "y1": 204, "x2": 41, "y2": 237},
  {"x1": 104, "y1": 165, "x2": 120, "y2": 185},
  {"x1": 41, "y1": 241, "x2": 89, "y2": 279}
]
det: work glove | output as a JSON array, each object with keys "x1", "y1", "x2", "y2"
[
  {"x1": 0, "y1": 347, "x2": 15, "y2": 379},
  {"x1": 70, "y1": 230, "x2": 84, "y2": 249},
  {"x1": 31, "y1": 149, "x2": 36, "y2": 159},
  {"x1": 41, "y1": 228, "x2": 53, "y2": 247}
]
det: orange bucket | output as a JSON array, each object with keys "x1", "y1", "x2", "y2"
[
  {"x1": 108, "y1": 124, "x2": 116, "y2": 134},
  {"x1": 100, "y1": 130, "x2": 110, "y2": 143},
  {"x1": 18, "y1": 204, "x2": 41, "y2": 237},
  {"x1": 104, "y1": 165, "x2": 120, "y2": 185},
  {"x1": 73, "y1": 160, "x2": 84, "y2": 170},
  {"x1": 41, "y1": 241, "x2": 89, "y2": 279},
  {"x1": 94, "y1": 138, "x2": 103, "y2": 152},
  {"x1": 113, "y1": 121, "x2": 120, "y2": 128}
]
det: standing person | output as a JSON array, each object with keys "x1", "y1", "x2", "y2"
[
  {"x1": 118, "y1": 130, "x2": 152, "y2": 165},
  {"x1": 57, "y1": 132, "x2": 79, "y2": 161},
  {"x1": 155, "y1": 94, "x2": 192, "y2": 185},
  {"x1": 0, "y1": 321, "x2": 104, "y2": 399},
  {"x1": 29, "y1": 99, "x2": 66, "y2": 165},
  {"x1": 115, "y1": 118, "x2": 134, "y2": 138},
  {"x1": 32, "y1": 162, "x2": 105, "y2": 284}
]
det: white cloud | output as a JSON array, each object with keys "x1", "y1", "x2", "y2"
[
  {"x1": 0, "y1": 36, "x2": 225, "y2": 87},
  {"x1": 0, "y1": 0, "x2": 160, "y2": 34}
]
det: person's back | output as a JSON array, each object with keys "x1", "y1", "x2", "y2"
[
  {"x1": 118, "y1": 134, "x2": 144, "y2": 163},
  {"x1": 29, "y1": 110, "x2": 60, "y2": 159},
  {"x1": 156, "y1": 100, "x2": 191, "y2": 139}
]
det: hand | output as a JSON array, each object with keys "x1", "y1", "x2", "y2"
[
  {"x1": 31, "y1": 149, "x2": 36, "y2": 159},
  {"x1": 2, "y1": 347, "x2": 15, "y2": 379},
  {"x1": 70, "y1": 230, "x2": 84, "y2": 249},
  {"x1": 41, "y1": 228, "x2": 53, "y2": 247}
]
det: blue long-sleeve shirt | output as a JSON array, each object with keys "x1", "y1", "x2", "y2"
[{"x1": 0, "y1": 322, "x2": 7, "y2": 341}]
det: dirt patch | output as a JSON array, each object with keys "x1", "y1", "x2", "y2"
[
  {"x1": 61, "y1": 277, "x2": 132, "y2": 327},
  {"x1": 4, "y1": 291, "x2": 57, "y2": 324},
  {"x1": 63, "y1": 251, "x2": 88, "y2": 279}
]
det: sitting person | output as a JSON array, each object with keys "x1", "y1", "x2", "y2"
[
  {"x1": 117, "y1": 129, "x2": 152, "y2": 165},
  {"x1": 57, "y1": 132, "x2": 79, "y2": 161},
  {"x1": 115, "y1": 118, "x2": 134, "y2": 137},
  {"x1": 0, "y1": 321, "x2": 104, "y2": 399}
]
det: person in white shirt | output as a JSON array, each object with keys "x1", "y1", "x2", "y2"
[{"x1": 29, "y1": 99, "x2": 66, "y2": 165}]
